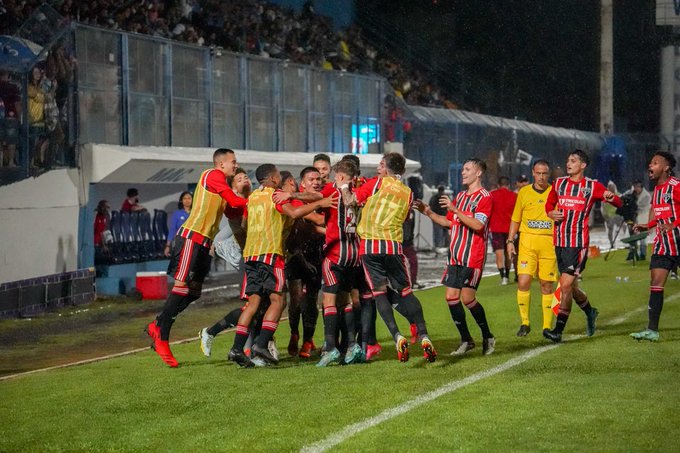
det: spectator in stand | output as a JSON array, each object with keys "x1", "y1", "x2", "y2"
[
  {"x1": 4, "y1": 0, "x2": 463, "y2": 111},
  {"x1": 27, "y1": 66, "x2": 49, "y2": 169},
  {"x1": 490, "y1": 176, "x2": 518, "y2": 285},
  {"x1": 601, "y1": 181, "x2": 623, "y2": 248},
  {"x1": 0, "y1": 70, "x2": 21, "y2": 167},
  {"x1": 94, "y1": 200, "x2": 112, "y2": 264},
  {"x1": 121, "y1": 187, "x2": 146, "y2": 212},
  {"x1": 41, "y1": 63, "x2": 60, "y2": 167},
  {"x1": 515, "y1": 174, "x2": 529, "y2": 192},
  {"x1": 165, "y1": 191, "x2": 193, "y2": 257},
  {"x1": 429, "y1": 185, "x2": 448, "y2": 252},
  {"x1": 46, "y1": 44, "x2": 75, "y2": 165}
]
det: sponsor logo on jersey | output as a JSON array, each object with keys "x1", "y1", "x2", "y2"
[
  {"x1": 527, "y1": 220, "x2": 552, "y2": 229},
  {"x1": 559, "y1": 196, "x2": 586, "y2": 210}
]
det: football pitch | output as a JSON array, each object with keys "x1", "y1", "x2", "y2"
[{"x1": 1, "y1": 255, "x2": 679, "y2": 452}]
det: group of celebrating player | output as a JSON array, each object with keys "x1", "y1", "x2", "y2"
[{"x1": 144, "y1": 147, "x2": 680, "y2": 368}]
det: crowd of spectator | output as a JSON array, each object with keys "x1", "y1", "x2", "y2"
[
  {"x1": 0, "y1": 37, "x2": 74, "y2": 171},
  {"x1": 0, "y1": 0, "x2": 459, "y2": 112}
]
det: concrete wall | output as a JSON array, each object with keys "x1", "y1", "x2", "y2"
[{"x1": 0, "y1": 169, "x2": 81, "y2": 284}]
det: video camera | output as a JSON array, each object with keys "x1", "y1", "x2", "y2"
[{"x1": 616, "y1": 192, "x2": 637, "y2": 223}]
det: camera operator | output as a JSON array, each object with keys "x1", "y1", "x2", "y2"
[{"x1": 621, "y1": 181, "x2": 650, "y2": 260}]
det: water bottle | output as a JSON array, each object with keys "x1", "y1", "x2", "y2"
[
  {"x1": 623, "y1": 276, "x2": 629, "y2": 283},
  {"x1": 615, "y1": 276, "x2": 621, "y2": 283}
]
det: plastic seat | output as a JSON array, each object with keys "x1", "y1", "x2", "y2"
[
  {"x1": 139, "y1": 210, "x2": 156, "y2": 260},
  {"x1": 153, "y1": 209, "x2": 169, "y2": 257},
  {"x1": 109, "y1": 210, "x2": 125, "y2": 264},
  {"x1": 130, "y1": 211, "x2": 144, "y2": 262},
  {"x1": 120, "y1": 211, "x2": 138, "y2": 262}
]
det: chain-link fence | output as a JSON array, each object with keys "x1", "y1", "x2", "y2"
[
  {"x1": 404, "y1": 106, "x2": 603, "y2": 189},
  {"x1": 74, "y1": 24, "x2": 385, "y2": 154},
  {"x1": 0, "y1": 5, "x2": 76, "y2": 185}
]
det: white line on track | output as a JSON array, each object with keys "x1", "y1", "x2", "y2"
[{"x1": 299, "y1": 292, "x2": 677, "y2": 453}]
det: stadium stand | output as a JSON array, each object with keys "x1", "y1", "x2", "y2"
[{"x1": 0, "y1": 0, "x2": 458, "y2": 109}]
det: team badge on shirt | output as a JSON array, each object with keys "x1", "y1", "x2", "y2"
[{"x1": 580, "y1": 187, "x2": 591, "y2": 197}]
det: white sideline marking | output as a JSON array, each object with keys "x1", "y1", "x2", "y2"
[
  {"x1": 202, "y1": 284, "x2": 238, "y2": 294},
  {"x1": 0, "y1": 269, "x2": 483, "y2": 382},
  {"x1": 1, "y1": 284, "x2": 676, "y2": 384},
  {"x1": 0, "y1": 333, "x2": 200, "y2": 382},
  {"x1": 0, "y1": 318, "x2": 286, "y2": 383},
  {"x1": 300, "y1": 344, "x2": 559, "y2": 453},
  {"x1": 299, "y1": 294, "x2": 676, "y2": 453},
  {"x1": 606, "y1": 291, "x2": 680, "y2": 326}
]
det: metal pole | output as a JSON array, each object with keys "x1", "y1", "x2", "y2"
[{"x1": 600, "y1": 0, "x2": 614, "y2": 134}]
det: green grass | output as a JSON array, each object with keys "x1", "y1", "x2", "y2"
[
  {"x1": 1, "y1": 256, "x2": 679, "y2": 452},
  {"x1": 0, "y1": 297, "x2": 244, "y2": 376}
]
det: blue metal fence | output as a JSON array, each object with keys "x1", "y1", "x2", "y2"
[
  {"x1": 74, "y1": 24, "x2": 386, "y2": 154},
  {"x1": 1, "y1": 19, "x2": 671, "y2": 191}
]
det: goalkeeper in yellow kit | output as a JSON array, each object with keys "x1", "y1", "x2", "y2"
[{"x1": 506, "y1": 160, "x2": 557, "y2": 336}]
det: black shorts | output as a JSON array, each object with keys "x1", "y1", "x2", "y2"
[
  {"x1": 442, "y1": 265, "x2": 483, "y2": 290},
  {"x1": 361, "y1": 253, "x2": 412, "y2": 296},
  {"x1": 490, "y1": 232, "x2": 508, "y2": 251},
  {"x1": 167, "y1": 236, "x2": 212, "y2": 283},
  {"x1": 321, "y1": 258, "x2": 364, "y2": 294},
  {"x1": 241, "y1": 260, "x2": 286, "y2": 299},
  {"x1": 286, "y1": 253, "x2": 320, "y2": 281},
  {"x1": 555, "y1": 247, "x2": 588, "y2": 276},
  {"x1": 649, "y1": 254, "x2": 680, "y2": 271},
  {"x1": 286, "y1": 254, "x2": 321, "y2": 295}
]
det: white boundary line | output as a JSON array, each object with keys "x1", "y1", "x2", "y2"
[
  {"x1": 0, "y1": 255, "x2": 553, "y2": 382},
  {"x1": 299, "y1": 295, "x2": 677, "y2": 453},
  {"x1": 2, "y1": 286, "x2": 675, "y2": 384},
  {"x1": 0, "y1": 331, "x2": 204, "y2": 382},
  {"x1": 0, "y1": 314, "x2": 280, "y2": 382},
  {"x1": 300, "y1": 344, "x2": 560, "y2": 453},
  {"x1": 202, "y1": 284, "x2": 238, "y2": 294}
]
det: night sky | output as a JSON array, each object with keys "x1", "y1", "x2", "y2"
[{"x1": 355, "y1": 0, "x2": 669, "y2": 133}]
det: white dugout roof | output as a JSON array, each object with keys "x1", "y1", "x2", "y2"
[{"x1": 80, "y1": 144, "x2": 421, "y2": 186}]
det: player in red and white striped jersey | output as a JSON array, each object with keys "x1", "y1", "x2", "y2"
[
  {"x1": 416, "y1": 158, "x2": 496, "y2": 356},
  {"x1": 630, "y1": 152, "x2": 680, "y2": 341},
  {"x1": 285, "y1": 167, "x2": 326, "y2": 359},
  {"x1": 543, "y1": 150, "x2": 622, "y2": 342},
  {"x1": 316, "y1": 159, "x2": 364, "y2": 366}
]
